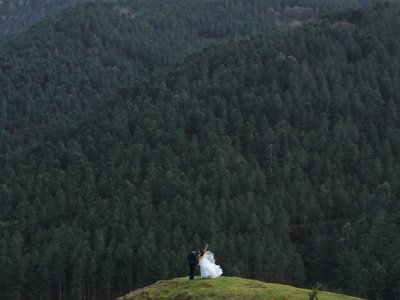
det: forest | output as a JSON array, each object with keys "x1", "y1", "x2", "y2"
[
  {"x1": 0, "y1": 0, "x2": 94, "y2": 42},
  {"x1": 1, "y1": 1, "x2": 400, "y2": 300},
  {"x1": 0, "y1": 0, "x2": 395, "y2": 132},
  {"x1": 0, "y1": 0, "x2": 387, "y2": 43}
]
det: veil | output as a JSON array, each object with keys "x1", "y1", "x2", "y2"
[
  {"x1": 199, "y1": 250, "x2": 223, "y2": 278},
  {"x1": 203, "y1": 251, "x2": 216, "y2": 264}
]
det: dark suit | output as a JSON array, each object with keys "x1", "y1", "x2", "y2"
[{"x1": 187, "y1": 251, "x2": 197, "y2": 280}]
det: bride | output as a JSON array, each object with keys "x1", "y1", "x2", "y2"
[{"x1": 197, "y1": 244, "x2": 223, "y2": 278}]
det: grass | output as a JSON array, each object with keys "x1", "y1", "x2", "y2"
[{"x1": 117, "y1": 276, "x2": 364, "y2": 300}]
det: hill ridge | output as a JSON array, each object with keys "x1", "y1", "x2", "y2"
[{"x1": 118, "y1": 277, "x2": 363, "y2": 300}]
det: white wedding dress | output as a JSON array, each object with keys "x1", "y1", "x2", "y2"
[{"x1": 199, "y1": 251, "x2": 223, "y2": 278}]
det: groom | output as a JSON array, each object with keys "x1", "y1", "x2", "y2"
[{"x1": 187, "y1": 248, "x2": 197, "y2": 280}]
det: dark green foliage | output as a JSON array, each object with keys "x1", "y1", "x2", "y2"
[
  {"x1": 0, "y1": 0, "x2": 396, "y2": 132},
  {"x1": 2, "y1": 3, "x2": 400, "y2": 300},
  {"x1": 1, "y1": 0, "x2": 390, "y2": 43},
  {"x1": 0, "y1": 0, "x2": 281, "y2": 131},
  {"x1": 0, "y1": 0, "x2": 99, "y2": 42}
]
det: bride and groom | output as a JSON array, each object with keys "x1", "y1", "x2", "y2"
[{"x1": 187, "y1": 244, "x2": 223, "y2": 280}]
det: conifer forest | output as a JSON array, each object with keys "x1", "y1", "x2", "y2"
[{"x1": 1, "y1": 1, "x2": 400, "y2": 299}]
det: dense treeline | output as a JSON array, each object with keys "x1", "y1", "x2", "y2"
[
  {"x1": 0, "y1": 0, "x2": 393, "y2": 132},
  {"x1": 0, "y1": 0, "x2": 278, "y2": 130},
  {"x1": 1, "y1": 3, "x2": 400, "y2": 300},
  {"x1": 0, "y1": 0, "x2": 97, "y2": 42},
  {"x1": 0, "y1": 0, "x2": 386, "y2": 42}
]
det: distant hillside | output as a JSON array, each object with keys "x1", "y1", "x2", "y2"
[
  {"x1": 0, "y1": 0, "x2": 395, "y2": 43},
  {"x1": 118, "y1": 277, "x2": 362, "y2": 300},
  {"x1": 0, "y1": 0, "x2": 391, "y2": 131},
  {"x1": 0, "y1": 0, "x2": 278, "y2": 131},
  {"x1": 0, "y1": 0, "x2": 102, "y2": 42}
]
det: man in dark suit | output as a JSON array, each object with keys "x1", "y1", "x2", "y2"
[{"x1": 187, "y1": 248, "x2": 197, "y2": 280}]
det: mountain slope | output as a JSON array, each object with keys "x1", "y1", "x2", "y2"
[
  {"x1": 1, "y1": 3, "x2": 400, "y2": 300},
  {"x1": 0, "y1": 0, "x2": 290, "y2": 131},
  {"x1": 0, "y1": 0, "x2": 391, "y2": 131},
  {"x1": 0, "y1": 0, "x2": 384, "y2": 43},
  {"x1": 0, "y1": 0, "x2": 102, "y2": 42},
  {"x1": 118, "y1": 277, "x2": 362, "y2": 300}
]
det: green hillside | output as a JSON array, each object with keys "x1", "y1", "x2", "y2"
[
  {"x1": 0, "y1": 0, "x2": 101, "y2": 42},
  {"x1": 1, "y1": 3, "x2": 400, "y2": 300},
  {"x1": 0, "y1": 0, "x2": 387, "y2": 43},
  {"x1": 118, "y1": 277, "x2": 362, "y2": 300},
  {"x1": 0, "y1": 0, "x2": 391, "y2": 131},
  {"x1": 0, "y1": 0, "x2": 282, "y2": 130}
]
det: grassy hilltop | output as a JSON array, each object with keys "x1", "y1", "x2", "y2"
[{"x1": 117, "y1": 277, "x2": 363, "y2": 300}]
